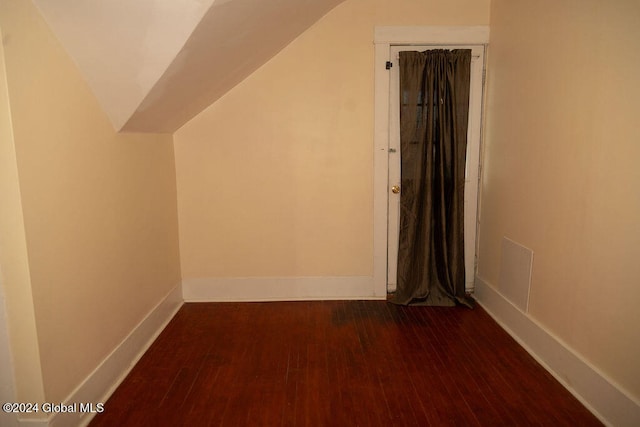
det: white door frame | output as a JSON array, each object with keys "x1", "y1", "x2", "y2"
[{"x1": 372, "y1": 26, "x2": 490, "y2": 297}]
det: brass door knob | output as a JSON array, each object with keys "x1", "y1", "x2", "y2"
[{"x1": 391, "y1": 185, "x2": 400, "y2": 194}]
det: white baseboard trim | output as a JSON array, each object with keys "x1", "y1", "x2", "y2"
[
  {"x1": 16, "y1": 420, "x2": 46, "y2": 427},
  {"x1": 45, "y1": 283, "x2": 183, "y2": 427},
  {"x1": 15, "y1": 417, "x2": 46, "y2": 427},
  {"x1": 182, "y1": 276, "x2": 382, "y2": 302},
  {"x1": 474, "y1": 276, "x2": 640, "y2": 427}
]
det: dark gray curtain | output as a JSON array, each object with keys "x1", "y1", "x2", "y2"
[{"x1": 389, "y1": 49, "x2": 474, "y2": 307}]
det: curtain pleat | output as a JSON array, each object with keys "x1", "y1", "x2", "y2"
[{"x1": 390, "y1": 49, "x2": 473, "y2": 307}]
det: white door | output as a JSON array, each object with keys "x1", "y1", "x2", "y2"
[{"x1": 387, "y1": 45, "x2": 485, "y2": 293}]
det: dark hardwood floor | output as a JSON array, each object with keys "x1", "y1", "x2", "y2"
[{"x1": 89, "y1": 300, "x2": 602, "y2": 426}]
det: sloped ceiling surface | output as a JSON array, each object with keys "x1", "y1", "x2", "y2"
[{"x1": 33, "y1": 0, "x2": 344, "y2": 133}]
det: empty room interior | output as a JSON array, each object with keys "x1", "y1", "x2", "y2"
[{"x1": 1, "y1": 0, "x2": 639, "y2": 426}]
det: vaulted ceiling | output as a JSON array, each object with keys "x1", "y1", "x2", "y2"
[{"x1": 33, "y1": 0, "x2": 344, "y2": 133}]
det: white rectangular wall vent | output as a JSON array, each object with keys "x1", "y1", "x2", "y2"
[{"x1": 498, "y1": 237, "x2": 533, "y2": 312}]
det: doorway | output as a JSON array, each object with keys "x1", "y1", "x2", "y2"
[{"x1": 372, "y1": 27, "x2": 489, "y2": 297}]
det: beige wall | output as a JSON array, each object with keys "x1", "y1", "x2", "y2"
[
  {"x1": 174, "y1": 0, "x2": 490, "y2": 279},
  {"x1": 0, "y1": 23, "x2": 46, "y2": 407},
  {"x1": 480, "y1": 0, "x2": 640, "y2": 400},
  {"x1": 0, "y1": 0, "x2": 181, "y2": 403}
]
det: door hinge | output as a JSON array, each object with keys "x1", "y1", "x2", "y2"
[{"x1": 386, "y1": 61, "x2": 393, "y2": 70}]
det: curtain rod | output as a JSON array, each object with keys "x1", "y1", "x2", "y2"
[{"x1": 396, "y1": 53, "x2": 482, "y2": 59}]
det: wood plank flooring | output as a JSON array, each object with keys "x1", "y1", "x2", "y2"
[{"x1": 89, "y1": 301, "x2": 602, "y2": 426}]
